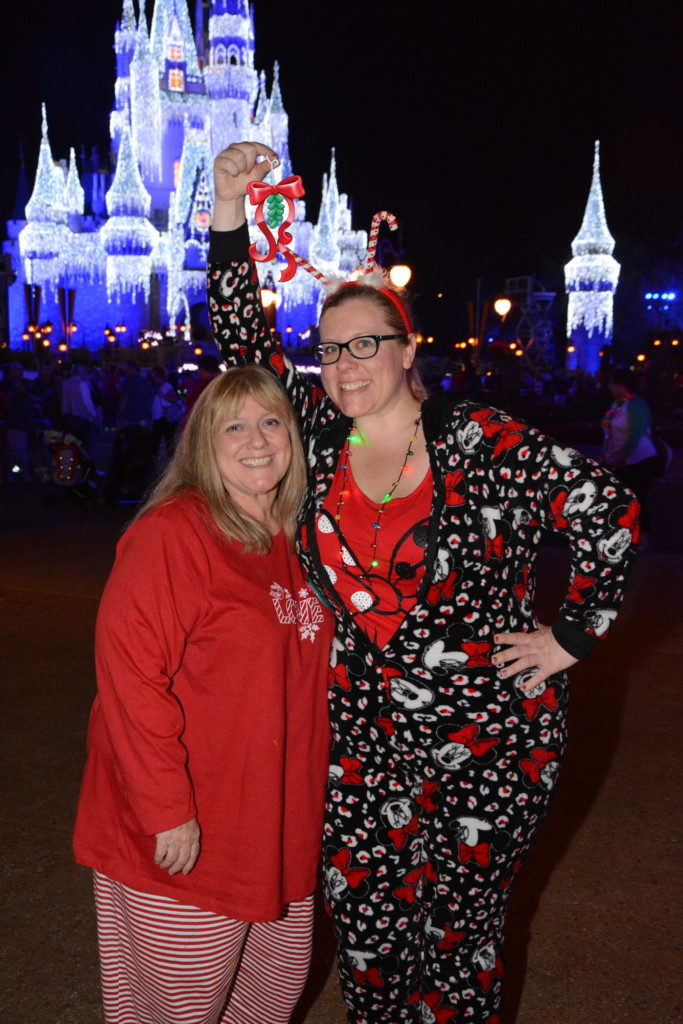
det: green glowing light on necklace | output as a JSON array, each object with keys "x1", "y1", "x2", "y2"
[
  {"x1": 349, "y1": 433, "x2": 363, "y2": 445},
  {"x1": 381, "y1": 493, "x2": 392, "y2": 504},
  {"x1": 371, "y1": 559, "x2": 379, "y2": 567}
]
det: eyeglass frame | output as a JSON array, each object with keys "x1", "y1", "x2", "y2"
[{"x1": 309, "y1": 333, "x2": 405, "y2": 365}]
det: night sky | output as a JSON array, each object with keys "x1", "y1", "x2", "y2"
[{"x1": 1, "y1": 0, "x2": 681, "y2": 342}]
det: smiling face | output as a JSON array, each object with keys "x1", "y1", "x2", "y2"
[
  {"x1": 318, "y1": 298, "x2": 416, "y2": 419},
  {"x1": 212, "y1": 394, "x2": 291, "y2": 515}
]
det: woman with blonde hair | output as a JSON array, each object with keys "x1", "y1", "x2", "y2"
[{"x1": 74, "y1": 364, "x2": 333, "y2": 1024}]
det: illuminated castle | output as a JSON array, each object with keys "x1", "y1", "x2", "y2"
[
  {"x1": 3, "y1": 0, "x2": 367, "y2": 350},
  {"x1": 564, "y1": 141, "x2": 620, "y2": 374}
]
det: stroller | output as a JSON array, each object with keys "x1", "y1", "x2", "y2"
[{"x1": 41, "y1": 429, "x2": 99, "y2": 508}]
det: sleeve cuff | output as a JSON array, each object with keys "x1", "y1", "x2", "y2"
[
  {"x1": 208, "y1": 222, "x2": 251, "y2": 262},
  {"x1": 551, "y1": 618, "x2": 599, "y2": 660}
]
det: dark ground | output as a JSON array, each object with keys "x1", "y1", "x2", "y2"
[{"x1": 1, "y1": 457, "x2": 681, "y2": 1024}]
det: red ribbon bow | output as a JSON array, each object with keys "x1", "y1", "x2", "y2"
[
  {"x1": 444, "y1": 470, "x2": 465, "y2": 506},
  {"x1": 353, "y1": 966, "x2": 384, "y2": 988},
  {"x1": 521, "y1": 685, "x2": 558, "y2": 720},
  {"x1": 339, "y1": 756, "x2": 364, "y2": 785},
  {"x1": 618, "y1": 498, "x2": 640, "y2": 542},
  {"x1": 447, "y1": 723, "x2": 499, "y2": 757},
  {"x1": 458, "y1": 840, "x2": 491, "y2": 866},
  {"x1": 567, "y1": 573, "x2": 596, "y2": 603},
  {"x1": 519, "y1": 747, "x2": 558, "y2": 783},
  {"x1": 375, "y1": 715, "x2": 396, "y2": 737},
  {"x1": 387, "y1": 813, "x2": 420, "y2": 851},
  {"x1": 329, "y1": 663, "x2": 351, "y2": 691},
  {"x1": 549, "y1": 489, "x2": 569, "y2": 529},
  {"x1": 513, "y1": 564, "x2": 531, "y2": 604},
  {"x1": 329, "y1": 848, "x2": 370, "y2": 889},
  {"x1": 485, "y1": 534, "x2": 504, "y2": 560},
  {"x1": 247, "y1": 175, "x2": 306, "y2": 282},
  {"x1": 437, "y1": 924, "x2": 465, "y2": 951},
  {"x1": 406, "y1": 990, "x2": 458, "y2": 1023},
  {"x1": 393, "y1": 861, "x2": 437, "y2": 904},
  {"x1": 461, "y1": 640, "x2": 492, "y2": 667},
  {"x1": 415, "y1": 780, "x2": 439, "y2": 813},
  {"x1": 427, "y1": 570, "x2": 458, "y2": 606}
]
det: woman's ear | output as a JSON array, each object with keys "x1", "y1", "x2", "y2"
[{"x1": 403, "y1": 333, "x2": 418, "y2": 369}]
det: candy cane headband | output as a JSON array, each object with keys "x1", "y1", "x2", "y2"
[{"x1": 246, "y1": 175, "x2": 411, "y2": 330}]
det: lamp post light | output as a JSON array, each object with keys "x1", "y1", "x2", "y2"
[
  {"x1": 388, "y1": 264, "x2": 412, "y2": 290},
  {"x1": 493, "y1": 297, "x2": 512, "y2": 322}
]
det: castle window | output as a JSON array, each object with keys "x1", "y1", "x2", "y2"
[
  {"x1": 214, "y1": 44, "x2": 226, "y2": 65},
  {"x1": 227, "y1": 44, "x2": 239, "y2": 66},
  {"x1": 169, "y1": 45, "x2": 183, "y2": 62},
  {"x1": 169, "y1": 69, "x2": 184, "y2": 91}
]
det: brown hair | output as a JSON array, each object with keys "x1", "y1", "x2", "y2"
[
  {"x1": 135, "y1": 365, "x2": 306, "y2": 553},
  {"x1": 320, "y1": 284, "x2": 427, "y2": 401}
]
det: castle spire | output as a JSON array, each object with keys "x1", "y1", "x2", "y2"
[
  {"x1": 105, "y1": 123, "x2": 151, "y2": 217},
  {"x1": 130, "y1": 7, "x2": 162, "y2": 181},
  {"x1": 121, "y1": 0, "x2": 137, "y2": 33},
  {"x1": 564, "y1": 140, "x2": 620, "y2": 374},
  {"x1": 100, "y1": 123, "x2": 158, "y2": 300},
  {"x1": 66, "y1": 148, "x2": 85, "y2": 217},
  {"x1": 269, "y1": 60, "x2": 285, "y2": 114},
  {"x1": 253, "y1": 70, "x2": 268, "y2": 124},
  {"x1": 25, "y1": 105, "x2": 67, "y2": 224},
  {"x1": 571, "y1": 140, "x2": 616, "y2": 257}
]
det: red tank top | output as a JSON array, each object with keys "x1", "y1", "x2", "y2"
[{"x1": 317, "y1": 455, "x2": 433, "y2": 649}]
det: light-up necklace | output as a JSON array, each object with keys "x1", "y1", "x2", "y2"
[{"x1": 334, "y1": 415, "x2": 422, "y2": 572}]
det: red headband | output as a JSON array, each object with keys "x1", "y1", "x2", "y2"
[
  {"x1": 378, "y1": 286, "x2": 413, "y2": 335},
  {"x1": 335, "y1": 281, "x2": 413, "y2": 335}
]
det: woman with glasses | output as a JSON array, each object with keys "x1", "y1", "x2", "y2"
[{"x1": 207, "y1": 142, "x2": 639, "y2": 1024}]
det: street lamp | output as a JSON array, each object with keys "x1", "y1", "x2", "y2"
[
  {"x1": 389, "y1": 264, "x2": 412, "y2": 290},
  {"x1": 493, "y1": 297, "x2": 512, "y2": 321}
]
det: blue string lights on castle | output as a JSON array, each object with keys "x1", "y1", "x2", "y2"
[{"x1": 3, "y1": 0, "x2": 367, "y2": 351}]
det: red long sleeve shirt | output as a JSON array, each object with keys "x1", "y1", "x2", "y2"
[{"x1": 73, "y1": 490, "x2": 333, "y2": 921}]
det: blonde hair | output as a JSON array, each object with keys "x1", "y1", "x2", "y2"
[
  {"x1": 320, "y1": 283, "x2": 428, "y2": 402},
  {"x1": 135, "y1": 365, "x2": 306, "y2": 554}
]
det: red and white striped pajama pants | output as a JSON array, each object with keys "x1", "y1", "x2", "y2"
[{"x1": 93, "y1": 872, "x2": 314, "y2": 1024}]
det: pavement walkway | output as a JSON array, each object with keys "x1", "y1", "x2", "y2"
[{"x1": 1, "y1": 461, "x2": 681, "y2": 1024}]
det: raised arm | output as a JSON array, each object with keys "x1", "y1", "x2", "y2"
[{"x1": 208, "y1": 141, "x2": 334, "y2": 442}]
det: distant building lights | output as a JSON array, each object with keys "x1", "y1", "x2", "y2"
[
  {"x1": 636, "y1": 354, "x2": 646, "y2": 362},
  {"x1": 567, "y1": 344, "x2": 576, "y2": 353},
  {"x1": 644, "y1": 292, "x2": 652, "y2": 300},
  {"x1": 654, "y1": 339, "x2": 662, "y2": 346},
  {"x1": 193, "y1": 346, "x2": 203, "y2": 356}
]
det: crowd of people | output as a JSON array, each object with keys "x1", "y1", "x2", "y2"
[{"x1": 0, "y1": 353, "x2": 224, "y2": 494}]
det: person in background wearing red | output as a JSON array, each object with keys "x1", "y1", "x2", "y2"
[{"x1": 73, "y1": 364, "x2": 333, "y2": 1024}]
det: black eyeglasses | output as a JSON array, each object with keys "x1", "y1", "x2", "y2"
[{"x1": 310, "y1": 334, "x2": 404, "y2": 366}]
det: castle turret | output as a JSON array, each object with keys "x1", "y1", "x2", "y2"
[
  {"x1": 65, "y1": 148, "x2": 85, "y2": 232},
  {"x1": 130, "y1": 4, "x2": 163, "y2": 182},
  {"x1": 150, "y1": 0, "x2": 203, "y2": 98},
  {"x1": 19, "y1": 105, "x2": 69, "y2": 290},
  {"x1": 99, "y1": 123, "x2": 158, "y2": 300},
  {"x1": 311, "y1": 166, "x2": 340, "y2": 268},
  {"x1": 564, "y1": 141, "x2": 620, "y2": 374},
  {"x1": 205, "y1": 0, "x2": 258, "y2": 153}
]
